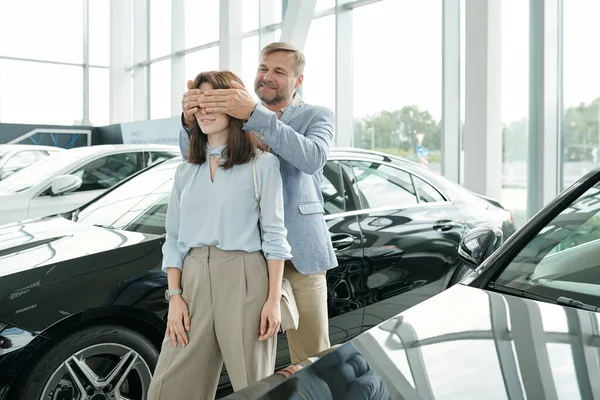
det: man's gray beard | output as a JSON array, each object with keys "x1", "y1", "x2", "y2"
[{"x1": 257, "y1": 92, "x2": 285, "y2": 105}]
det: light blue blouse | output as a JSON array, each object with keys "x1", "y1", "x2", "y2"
[{"x1": 161, "y1": 144, "x2": 292, "y2": 272}]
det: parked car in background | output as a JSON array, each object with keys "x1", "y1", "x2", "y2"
[
  {"x1": 231, "y1": 164, "x2": 600, "y2": 400},
  {"x1": 0, "y1": 148, "x2": 515, "y2": 400},
  {"x1": 0, "y1": 144, "x2": 179, "y2": 225},
  {"x1": 0, "y1": 144, "x2": 63, "y2": 180}
]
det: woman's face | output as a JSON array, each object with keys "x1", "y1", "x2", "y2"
[{"x1": 195, "y1": 82, "x2": 230, "y2": 135}]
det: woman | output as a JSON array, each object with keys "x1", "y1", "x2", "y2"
[{"x1": 147, "y1": 70, "x2": 292, "y2": 400}]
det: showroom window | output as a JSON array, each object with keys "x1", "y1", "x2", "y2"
[
  {"x1": 561, "y1": 0, "x2": 600, "y2": 191},
  {"x1": 352, "y1": 0, "x2": 442, "y2": 175}
]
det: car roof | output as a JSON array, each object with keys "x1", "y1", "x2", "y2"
[{"x1": 0, "y1": 144, "x2": 64, "y2": 151}]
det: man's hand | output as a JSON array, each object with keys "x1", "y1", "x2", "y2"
[
  {"x1": 181, "y1": 80, "x2": 201, "y2": 129},
  {"x1": 199, "y1": 80, "x2": 258, "y2": 120},
  {"x1": 166, "y1": 294, "x2": 191, "y2": 347}
]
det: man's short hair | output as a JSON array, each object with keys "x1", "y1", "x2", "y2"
[{"x1": 260, "y1": 42, "x2": 306, "y2": 76}]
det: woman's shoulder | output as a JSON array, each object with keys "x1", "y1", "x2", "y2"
[
  {"x1": 175, "y1": 160, "x2": 200, "y2": 176},
  {"x1": 254, "y1": 150, "x2": 280, "y2": 169}
]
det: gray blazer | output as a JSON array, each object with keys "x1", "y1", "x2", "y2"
[{"x1": 178, "y1": 93, "x2": 338, "y2": 274}]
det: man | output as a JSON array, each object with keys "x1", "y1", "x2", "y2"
[{"x1": 178, "y1": 42, "x2": 337, "y2": 364}]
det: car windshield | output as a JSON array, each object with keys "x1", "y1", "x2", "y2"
[
  {"x1": 0, "y1": 148, "x2": 99, "y2": 194},
  {"x1": 492, "y1": 177, "x2": 600, "y2": 307},
  {"x1": 76, "y1": 160, "x2": 178, "y2": 234}
]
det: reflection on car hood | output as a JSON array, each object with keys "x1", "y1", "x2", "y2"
[
  {"x1": 263, "y1": 285, "x2": 598, "y2": 399},
  {"x1": 0, "y1": 216, "x2": 154, "y2": 278}
]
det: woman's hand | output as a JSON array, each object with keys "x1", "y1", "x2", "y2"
[
  {"x1": 166, "y1": 295, "x2": 191, "y2": 347},
  {"x1": 259, "y1": 298, "x2": 281, "y2": 341}
]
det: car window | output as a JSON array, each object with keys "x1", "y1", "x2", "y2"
[
  {"x1": 493, "y1": 181, "x2": 600, "y2": 305},
  {"x1": 71, "y1": 152, "x2": 143, "y2": 192},
  {"x1": 322, "y1": 161, "x2": 347, "y2": 215},
  {"x1": 148, "y1": 151, "x2": 177, "y2": 167},
  {"x1": 4, "y1": 151, "x2": 37, "y2": 169},
  {"x1": 413, "y1": 175, "x2": 445, "y2": 203},
  {"x1": 76, "y1": 162, "x2": 176, "y2": 232},
  {"x1": 351, "y1": 161, "x2": 417, "y2": 209}
]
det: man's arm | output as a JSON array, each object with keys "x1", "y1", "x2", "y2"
[{"x1": 243, "y1": 104, "x2": 334, "y2": 175}]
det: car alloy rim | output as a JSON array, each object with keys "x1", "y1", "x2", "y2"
[{"x1": 41, "y1": 343, "x2": 152, "y2": 400}]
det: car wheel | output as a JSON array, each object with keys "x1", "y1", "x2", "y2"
[{"x1": 15, "y1": 325, "x2": 158, "y2": 400}]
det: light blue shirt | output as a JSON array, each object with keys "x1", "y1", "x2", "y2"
[{"x1": 162, "y1": 144, "x2": 292, "y2": 272}]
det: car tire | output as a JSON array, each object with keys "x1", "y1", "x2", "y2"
[{"x1": 15, "y1": 324, "x2": 159, "y2": 400}]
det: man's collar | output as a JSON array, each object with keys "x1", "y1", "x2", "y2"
[{"x1": 262, "y1": 91, "x2": 303, "y2": 119}]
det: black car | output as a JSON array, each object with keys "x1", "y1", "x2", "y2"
[
  {"x1": 0, "y1": 148, "x2": 513, "y2": 400},
  {"x1": 237, "y1": 164, "x2": 600, "y2": 400}
]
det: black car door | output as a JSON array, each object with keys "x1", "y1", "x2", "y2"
[
  {"x1": 320, "y1": 160, "x2": 366, "y2": 345},
  {"x1": 345, "y1": 160, "x2": 465, "y2": 330}
]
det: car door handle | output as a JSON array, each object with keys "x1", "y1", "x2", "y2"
[
  {"x1": 331, "y1": 234, "x2": 355, "y2": 250},
  {"x1": 433, "y1": 220, "x2": 454, "y2": 232}
]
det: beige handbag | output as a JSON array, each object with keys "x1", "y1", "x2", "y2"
[{"x1": 252, "y1": 154, "x2": 299, "y2": 333}]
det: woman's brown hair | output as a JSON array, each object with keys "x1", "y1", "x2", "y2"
[{"x1": 187, "y1": 70, "x2": 267, "y2": 168}]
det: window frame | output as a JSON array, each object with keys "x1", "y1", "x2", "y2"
[{"x1": 34, "y1": 150, "x2": 146, "y2": 198}]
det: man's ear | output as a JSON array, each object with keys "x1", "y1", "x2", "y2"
[{"x1": 295, "y1": 74, "x2": 304, "y2": 89}]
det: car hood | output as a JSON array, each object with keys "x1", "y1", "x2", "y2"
[
  {"x1": 254, "y1": 284, "x2": 597, "y2": 400},
  {"x1": 0, "y1": 215, "x2": 159, "y2": 279}
]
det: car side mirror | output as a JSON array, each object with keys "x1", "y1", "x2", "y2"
[
  {"x1": 458, "y1": 227, "x2": 503, "y2": 268},
  {"x1": 51, "y1": 175, "x2": 82, "y2": 196}
]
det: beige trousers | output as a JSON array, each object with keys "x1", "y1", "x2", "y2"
[
  {"x1": 148, "y1": 246, "x2": 276, "y2": 400},
  {"x1": 283, "y1": 260, "x2": 331, "y2": 364}
]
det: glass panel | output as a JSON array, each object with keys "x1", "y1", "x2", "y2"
[
  {"x1": 494, "y1": 181, "x2": 600, "y2": 306},
  {"x1": 242, "y1": 35, "x2": 260, "y2": 102},
  {"x1": 351, "y1": 161, "x2": 418, "y2": 208},
  {"x1": 352, "y1": 1, "x2": 442, "y2": 176},
  {"x1": 77, "y1": 163, "x2": 177, "y2": 229},
  {"x1": 413, "y1": 175, "x2": 445, "y2": 203},
  {"x1": 501, "y1": 0, "x2": 529, "y2": 228},
  {"x1": 185, "y1": 47, "x2": 220, "y2": 82},
  {"x1": 302, "y1": 15, "x2": 335, "y2": 113},
  {"x1": 89, "y1": 0, "x2": 110, "y2": 66},
  {"x1": 150, "y1": 0, "x2": 171, "y2": 58},
  {"x1": 120, "y1": 193, "x2": 170, "y2": 235},
  {"x1": 150, "y1": 60, "x2": 172, "y2": 120},
  {"x1": 89, "y1": 68, "x2": 110, "y2": 126},
  {"x1": 243, "y1": 0, "x2": 259, "y2": 32},
  {"x1": 71, "y1": 153, "x2": 143, "y2": 192},
  {"x1": 185, "y1": 0, "x2": 219, "y2": 48},
  {"x1": 321, "y1": 161, "x2": 345, "y2": 215},
  {"x1": 4, "y1": 152, "x2": 37, "y2": 170},
  {"x1": 0, "y1": 60, "x2": 82, "y2": 125},
  {"x1": 0, "y1": 0, "x2": 83, "y2": 63},
  {"x1": 562, "y1": 1, "x2": 600, "y2": 191},
  {"x1": 274, "y1": 29, "x2": 282, "y2": 42}
]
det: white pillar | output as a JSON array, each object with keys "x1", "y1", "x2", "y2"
[
  {"x1": 463, "y1": 0, "x2": 502, "y2": 200},
  {"x1": 335, "y1": 0, "x2": 353, "y2": 148},
  {"x1": 220, "y1": 0, "x2": 243, "y2": 76},
  {"x1": 441, "y1": 0, "x2": 461, "y2": 183},
  {"x1": 110, "y1": 0, "x2": 134, "y2": 123},
  {"x1": 171, "y1": 0, "x2": 185, "y2": 116},
  {"x1": 133, "y1": 0, "x2": 149, "y2": 121},
  {"x1": 527, "y1": 0, "x2": 561, "y2": 217},
  {"x1": 279, "y1": 0, "x2": 317, "y2": 51}
]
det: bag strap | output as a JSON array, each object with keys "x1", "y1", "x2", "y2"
[{"x1": 252, "y1": 154, "x2": 263, "y2": 240}]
